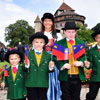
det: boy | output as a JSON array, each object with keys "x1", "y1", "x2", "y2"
[
  {"x1": 1, "y1": 49, "x2": 27, "y2": 100},
  {"x1": 85, "y1": 28, "x2": 100, "y2": 100},
  {"x1": 54, "y1": 21, "x2": 86, "y2": 100},
  {"x1": 24, "y1": 32, "x2": 54, "y2": 100}
]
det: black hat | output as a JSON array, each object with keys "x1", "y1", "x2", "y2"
[
  {"x1": 41, "y1": 13, "x2": 54, "y2": 22},
  {"x1": 92, "y1": 28, "x2": 100, "y2": 40},
  {"x1": 5, "y1": 49, "x2": 24, "y2": 63},
  {"x1": 29, "y1": 32, "x2": 49, "y2": 44},
  {"x1": 62, "y1": 21, "x2": 79, "y2": 30}
]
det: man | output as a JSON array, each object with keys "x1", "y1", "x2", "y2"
[{"x1": 54, "y1": 21, "x2": 86, "y2": 100}]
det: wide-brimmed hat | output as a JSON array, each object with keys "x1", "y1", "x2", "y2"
[
  {"x1": 5, "y1": 49, "x2": 24, "y2": 63},
  {"x1": 92, "y1": 28, "x2": 100, "y2": 40},
  {"x1": 62, "y1": 21, "x2": 79, "y2": 30},
  {"x1": 29, "y1": 32, "x2": 49, "y2": 44},
  {"x1": 41, "y1": 13, "x2": 54, "y2": 22}
]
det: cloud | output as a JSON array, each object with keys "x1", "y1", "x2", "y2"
[
  {"x1": 0, "y1": 1, "x2": 37, "y2": 45},
  {"x1": 63, "y1": 0, "x2": 100, "y2": 28}
]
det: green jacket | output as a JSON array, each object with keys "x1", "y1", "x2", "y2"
[
  {"x1": 87, "y1": 45, "x2": 100, "y2": 82},
  {"x1": 25, "y1": 50, "x2": 51, "y2": 88},
  {"x1": 54, "y1": 38, "x2": 86, "y2": 81},
  {"x1": 3, "y1": 65, "x2": 27, "y2": 99}
]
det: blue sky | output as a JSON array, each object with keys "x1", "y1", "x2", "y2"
[{"x1": 0, "y1": 0, "x2": 100, "y2": 45}]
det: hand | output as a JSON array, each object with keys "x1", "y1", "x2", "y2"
[
  {"x1": 24, "y1": 59, "x2": 29, "y2": 66},
  {"x1": 73, "y1": 61, "x2": 83, "y2": 67},
  {"x1": 84, "y1": 61, "x2": 90, "y2": 68},
  {"x1": 49, "y1": 61, "x2": 54, "y2": 69},
  {"x1": 60, "y1": 63, "x2": 71, "y2": 70},
  {"x1": 1, "y1": 82, "x2": 5, "y2": 88},
  {"x1": 24, "y1": 95, "x2": 27, "y2": 97}
]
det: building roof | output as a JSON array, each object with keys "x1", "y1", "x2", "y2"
[
  {"x1": 58, "y1": 2, "x2": 74, "y2": 11},
  {"x1": 34, "y1": 16, "x2": 41, "y2": 23},
  {"x1": 55, "y1": 10, "x2": 85, "y2": 19}
]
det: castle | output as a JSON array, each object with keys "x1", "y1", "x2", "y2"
[{"x1": 34, "y1": 2, "x2": 86, "y2": 33}]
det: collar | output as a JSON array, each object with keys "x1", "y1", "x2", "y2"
[
  {"x1": 97, "y1": 45, "x2": 100, "y2": 49},
  {"x1": 11, "y1": 64, "x2": 19, "y2": 69},
  {"x1": 66, "y1": 38, "x2": 75, "y2": 41},
  {"x1": 34, "y1": 49, "x2": 43, "y2": 53}
]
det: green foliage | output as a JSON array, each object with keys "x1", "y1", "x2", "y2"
[
  {"x1": 5, "y1": 20, "x2": 35, "y2": 46},
  {"x1": 76, "y1": 23, "x2": 93, "y2": 44},
  {"x1": 0, "y1": 61, "x2": 10, "y2": 75}
]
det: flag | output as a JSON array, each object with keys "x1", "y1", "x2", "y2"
[
  {"x1": 72, "y1": 43, "x2": 85, "y2": 60},
  {"x1": 4, "y1": 65, "x2": 8, "y2": 77},
  {"x1": 52, "y1": 43, "x2": 69, "y2": 60},
  {"x1": 25, "y1": 44, "x2": 28, "y2": 65},
  {"x1": 0, "y1": 68, "x2": 3, "y2": 72}
]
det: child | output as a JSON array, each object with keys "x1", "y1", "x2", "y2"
[
  {"x1": 24, "y1": 32, "x2": 54, "y2": 100},
  {"x1": 85, "y1": 28, "x2": 100, "y2": 100},
  {"x1": 1, "y1": 49, "x2": 27, "y2": 100},
  {"x1": 54, "y1": 21, "x2": 86, "y2": 100}
]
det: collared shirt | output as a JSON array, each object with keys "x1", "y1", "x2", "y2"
[
  {"x1": 11, "y1": 65, "x2": 18, "y2": 69},
  {"x1": 97, "y1": 45, "x2": 100, "y2": 49},
  {"x1": 66, "y1": 38, "x2": 75, "y2": 42},
  {"x1": 34, "y1": 49, "x2": 43, "y2": 54}
]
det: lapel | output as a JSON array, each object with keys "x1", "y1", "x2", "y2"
[
  {"x1": 75, "y1": 38, "x2": 81, "y2": 45},
  {"x1": 39, "y1": 50, "x2": 47, "y2": 66},
  {"x1": 93, "y1": 45, "x2": 100, "y2": 59},
  {"x1": 61, "y1": 38, "x2": 68, "y2": 48},
  {"x1": 15, "y1": 65, "x2": 21, "y2": 82},
  {"x1": 8, "y1": 66, "x2": 13, "y2": 82},
  {"x1": 30, "y1": 50, "x2": 38, "y2": 66}
]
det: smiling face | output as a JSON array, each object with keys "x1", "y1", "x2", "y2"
[
  {"x1": 43, "y1": 18, "x2": 53, "y2": 31},
  {"x1": 9, "y1": 54, "x2": 20, "y2": 66},
  {"x1": 64, "y1": 29, "x2": 76, "y2": 40},
  {"x1": 95, "y1": 34, "x2": 100, "y2": 46},
  {"x1": 32, "y1": 38, "x2": 45, "y2": 51}
]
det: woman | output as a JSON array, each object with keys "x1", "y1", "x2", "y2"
[{"x1": 41, "y1": 12, "x2": 62, "y2": 100}]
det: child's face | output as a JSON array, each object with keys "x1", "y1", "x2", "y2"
[
  {"x1": 95, "y1": 34, "x2": 100, "y2": 46},
  {"x1": 9, "y1": 54, "x2": 20, "y2": 66},
  {"x1": 64, "y1": 29, "x2": 76, "y2": 40},
  {"x1": 32, "y1": 38, "x2": 45, "y2": 51}
]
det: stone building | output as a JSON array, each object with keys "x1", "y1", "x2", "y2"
[
  {"x1": 54, "y1": 2, "x2": 86, "y2": 30},
  {"x1": 34, "y1": 16, "x2": 41, "y2": 33},
  {"x1": 34, "y1": 2, "x2": 86, "y2": 32}
]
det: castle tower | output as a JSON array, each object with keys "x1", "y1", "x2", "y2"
[
  {"x1": 54, "y1": 2, "x2": 86, "y2": 30},
  {"x1": 34, "y1": 16, "x2": 41, "y2": 33}
]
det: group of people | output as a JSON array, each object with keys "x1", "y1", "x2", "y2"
[{"x1": 0, "y1": 12, "x2": 100, "y2": 100}]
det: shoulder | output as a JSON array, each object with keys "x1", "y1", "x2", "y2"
[
  {"x1": 28, "y1": 50, "x2": 34, "y2": 54},
  {"x1": 75, "y1": 38, "x2": 84, "y2": 43},
  {"x1": 56, "y1": 33, "x2": 63, "y2": 41},
  {"x1": 56, "y1": 38, "x2": 66, "y2": 44},
  {"x1": 43, "y1": 50, "x2": 51, "y2": 56}
]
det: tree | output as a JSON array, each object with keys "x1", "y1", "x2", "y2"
[
  {"x1": 76, "y1": 23, "x2": 93, "y2": 44},
  {"x1": 5, "y1": 20, "x2": 35, "y2": 46}
]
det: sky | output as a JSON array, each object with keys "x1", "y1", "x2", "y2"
[{"x1": 0, "y1": 0, "x2": 100, "y2": 45}]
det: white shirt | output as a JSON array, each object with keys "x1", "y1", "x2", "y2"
[
  {"x1": 11, "y1": 65, "x2": 18, "y2": 69},
  {"x1": 97, "y1": 45, "x2": 100, "y2": 49},
  {"x1": 44, "y1": 31, "x2": 63, "y2": 41}
]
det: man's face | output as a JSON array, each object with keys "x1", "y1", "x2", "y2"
[
  {"x1": 64, "y1": 29, "x2": 76, "y2": 40},
  {"x1": 95, "y1": 34, "x2": 100, "y2": 45},
  {"x1": 32, "y1": 38, "x2": 45, "y2": 51}
]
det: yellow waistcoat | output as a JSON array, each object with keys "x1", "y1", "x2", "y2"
[
  {"x1": 67, "y1": 41, "x2": 79, "y2": 75},
  {"x1": 35, "y1": 52, "x2": 43, "y2": 67}
]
